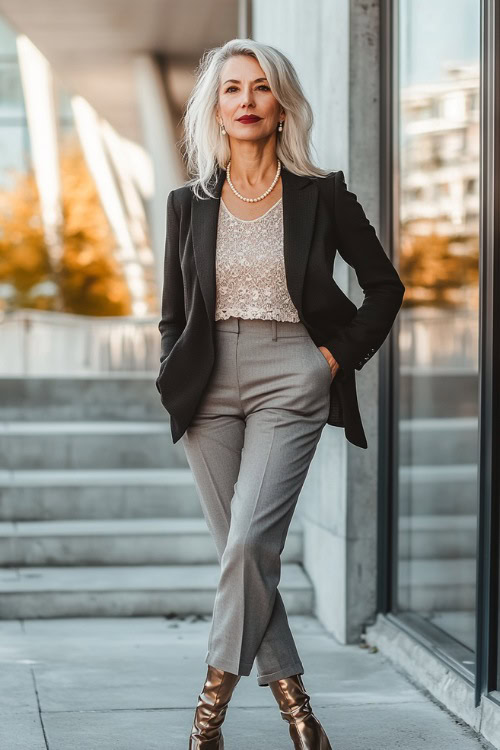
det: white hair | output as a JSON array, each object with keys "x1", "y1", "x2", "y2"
[{"x1": 179, "y1": 38, "x2": 331, "y2": 199}]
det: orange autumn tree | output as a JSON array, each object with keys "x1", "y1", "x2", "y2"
[
  {"x1": 60, "y1": 145, "x2": 132, "y2": 315},
  {"x1": 399, "y1": 230, "x2": 479, "y2": 309},
  {"x1": 0, "y1": 171, "x2": 51, "y2": 310},
  {"x1": 0, "y1": 143, "x2": 132, "y2": 315}
]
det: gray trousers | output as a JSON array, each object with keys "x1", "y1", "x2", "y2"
[{"x1": 180, "y1": 316, "x2": 332, "y2": 686}]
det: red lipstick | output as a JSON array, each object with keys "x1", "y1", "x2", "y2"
[{"x1": 237, "y1": 115, "x2": 262, "y2": 123}]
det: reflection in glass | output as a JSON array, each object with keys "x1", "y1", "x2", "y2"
[
  {"x1": 396, "y1": 0, "x2": 480, "y2": 658},
  {"x1": 0, "y1": 16, "x2": 158, "y2": 317}
]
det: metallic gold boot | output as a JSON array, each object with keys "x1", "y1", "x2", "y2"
[
  {"x1": 188, "y1": 664, "x2": 241, "y2": 749},
  {"x1": 269, "y1": 673, "x2": 333, "y2": 749}
]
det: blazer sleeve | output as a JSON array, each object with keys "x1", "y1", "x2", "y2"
[
  {"x1": 158, "y1": 189, "x2": 186, "y2": 364},
  {"x1": 323, "y1": 170, "x2": 405, "y2": 374}
]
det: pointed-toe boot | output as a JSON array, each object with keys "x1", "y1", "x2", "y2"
[
  {"x1": 269, "y1": 673, "x2": 333, "y2": 749},
  {"x1": 188, "y1": 664, "x2": 241, "y2": 749}
]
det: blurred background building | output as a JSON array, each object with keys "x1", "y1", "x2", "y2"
[{"x1": 0, "y1": 1, "x2": 499, "y2": 747}]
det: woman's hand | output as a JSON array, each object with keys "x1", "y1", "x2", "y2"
[{"x1": 318, "y1": 346, "x2": 339, "y2": 381}]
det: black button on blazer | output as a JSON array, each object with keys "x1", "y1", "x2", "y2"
[{"x1": 155, "y1": 164, "x2": 405, "y2": 450}]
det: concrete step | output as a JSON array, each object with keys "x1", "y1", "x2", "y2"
[
  {"x1": 0, "y1": 376, "x2": 163, "y2": 421},
  {"x1": 399, "y1": 417, "x2": 478, "y2": 466},
  {"x1": 1, "y1": 419, "x2": 481, "y2": 470},
  {"x1": 398, "y1": 463, "x2": 477, "y2": 515},
  {"x1": 398, "y1": 514, "x2": 477, "y2": 559},
  {"x1": 398, "y1": 558, "x2": 475, "y2": 611},
  {"x1": 0, "y1": 464, "x2": 479, "y2": 520},
  {"x1": 0, "y1": 517, "x2": 303, "y2": 566},
  {"x1": 399, "y1": 368, "x2": 477, "y2": 420},
  {"x1": 0, "y1": 421, "x2": 187, "y2": 470},
  {"x1": 0, "y1": 562, "x2": 313, "y2": 618},
  {"x1": 0, "y1": 468, "x2": 202, "y2": 521},
  {"x1": 1, "y1": 373, "x2": 479, "y2": 421}
]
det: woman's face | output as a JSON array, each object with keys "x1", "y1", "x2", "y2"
[{"x1": 216, "y1": 54, "x2": 284, "y2": 143}]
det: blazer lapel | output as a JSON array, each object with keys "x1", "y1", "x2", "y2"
[
  {"x1": 281, "y1": 166, "x2": 318, "y2": 318},
  {"x1": 191, "y1": 163, "x2": 319, "y2": 324}
]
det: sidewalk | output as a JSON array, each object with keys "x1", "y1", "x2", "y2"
[{"x1": 1, "y1": 614, "x2": 494, "y2": 750}]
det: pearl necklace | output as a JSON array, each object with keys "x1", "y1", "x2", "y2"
[{"x1": 226, "y1": 159, "x2": 281, "y2": 202}]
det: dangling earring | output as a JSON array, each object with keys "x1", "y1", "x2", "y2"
[
  {"x1": 278, "y1": 120, "x2": 283, "y2": 132},
  {"x1": 220, "y1": 120, "x2": 226, "y2": 135}
]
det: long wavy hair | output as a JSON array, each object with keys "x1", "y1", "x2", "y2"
[{"x1": 179, "y1": 38, "x2": 331, "y2": 199}]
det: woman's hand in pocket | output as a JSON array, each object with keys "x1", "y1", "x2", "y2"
[{"x1": 318, "y1": 346, "x2": 339, "y2": 381}]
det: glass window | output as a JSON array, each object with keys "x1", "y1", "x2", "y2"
[{"x1": 394, "y1": 0, "x2": 480, "y2": 666}]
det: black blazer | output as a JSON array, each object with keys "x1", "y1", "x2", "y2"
[{"x1": 155, "y1": 164, "x2": 405, "y2": 449}]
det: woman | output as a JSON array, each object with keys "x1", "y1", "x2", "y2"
[{"x1": 156, "y1": 39, "x2": 405, "y2": 749}]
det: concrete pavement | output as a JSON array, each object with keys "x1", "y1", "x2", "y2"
[{"x1": 0, "y1": 614, "x2": 494, "y2": 750}]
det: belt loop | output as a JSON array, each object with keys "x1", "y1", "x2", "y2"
[{"x1": 272, "y1": 319, "x2": 277, "y2": 341}]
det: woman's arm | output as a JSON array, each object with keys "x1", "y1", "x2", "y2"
[
  {"x1": 322, "y1": 170, "x2": 405, "y2": 374},
  {"x1": 158, "y1": 189, "x2": 186, "y2": 364}
]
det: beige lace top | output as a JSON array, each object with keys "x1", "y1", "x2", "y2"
[{"x1": 214, "y1": 196, "x2": 300, "y2": 322}]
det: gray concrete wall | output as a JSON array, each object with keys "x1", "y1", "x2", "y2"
[{"x1": 252, "y1": 0, "x2": 382, "y2": 644}]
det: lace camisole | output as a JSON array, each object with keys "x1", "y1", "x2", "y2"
[{"x1": 214, "y1": 196, "x2": 300, "y2": 322}]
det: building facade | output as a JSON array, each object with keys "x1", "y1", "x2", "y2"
[{"x1": 250, "y1": 0, "x2": 499, "y2": 746}]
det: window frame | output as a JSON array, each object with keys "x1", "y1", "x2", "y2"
[{"x1": 378, "y1": 0, "x2": 500, "y2": 709}]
